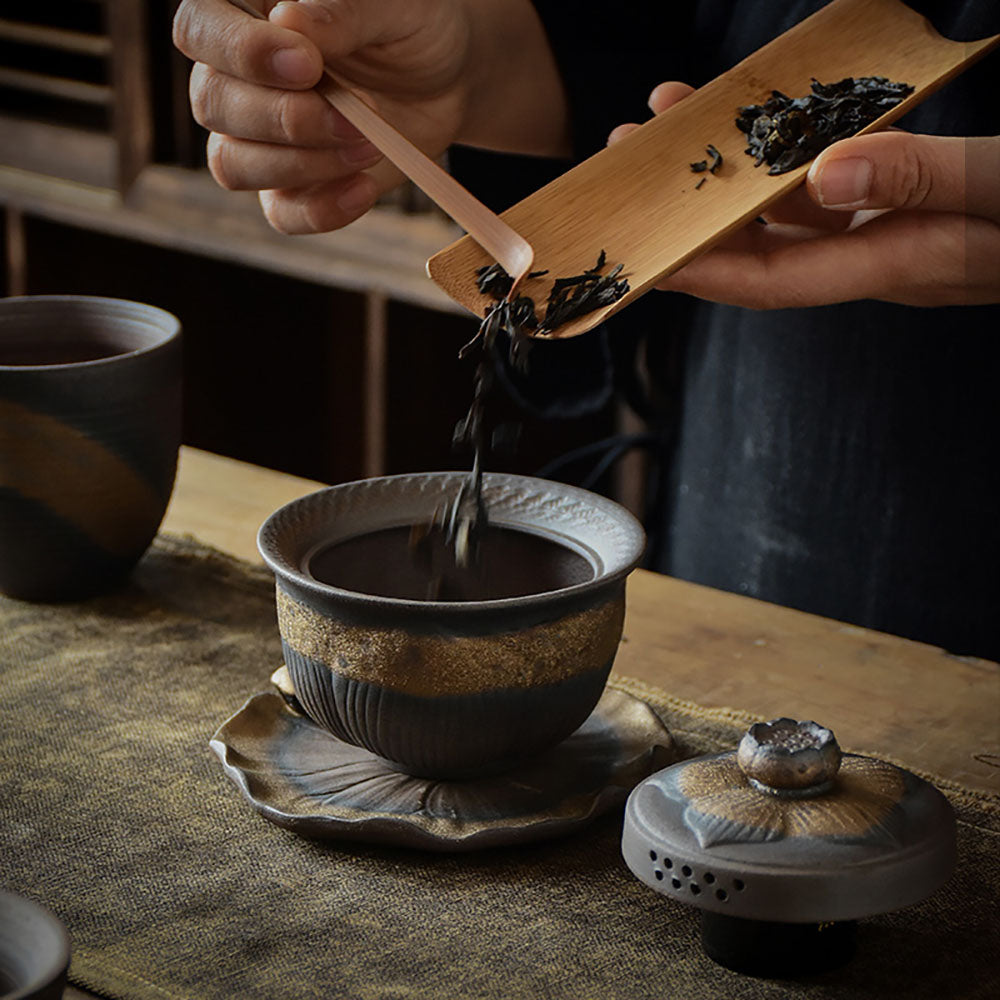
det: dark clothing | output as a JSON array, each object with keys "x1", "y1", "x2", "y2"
[{"x1": 451, "y1": 2, "x2": 1000, "y2": 659}]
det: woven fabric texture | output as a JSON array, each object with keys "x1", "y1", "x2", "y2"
[{"x1": 1, "y1": 535, "x2": 997, "y2": 1000}]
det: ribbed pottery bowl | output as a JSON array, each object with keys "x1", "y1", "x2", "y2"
[
  {"x1": 258, "y1": 472, "x2": 645, "y2": 779},
  {"x1": 0, "y1": 296, "x2": 181, "y2": 601}
]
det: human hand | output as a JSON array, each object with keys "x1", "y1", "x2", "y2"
[
  {"x1": 173, "y1": 0, "x2": 567, "y2": 235},
  {"x1": 173, "y1": 0, "x2": 475, "y2": 233},
  {"x1": 609, "y1": 82, "x2": 1000, "y2": 308}
]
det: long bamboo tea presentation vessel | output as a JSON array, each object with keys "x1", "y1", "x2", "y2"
[
  {"x1": 427, "y1": 0, "x2": 999, "y2": 338},
  {"x1": 225, "y1": 0, "x2": 534, "y2": 286}
]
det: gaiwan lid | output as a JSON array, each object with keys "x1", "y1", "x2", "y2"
[{"x1": 621, "y1": 717, "x2": 956, "y2": 924}]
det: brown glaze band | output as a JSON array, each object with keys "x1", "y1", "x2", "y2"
[
  {"x1": 0, "y1": 399, "x2": 166, "y2": 558},
  {"x1": 276, "y1": 584, "x2": 625, "y2": 697}
]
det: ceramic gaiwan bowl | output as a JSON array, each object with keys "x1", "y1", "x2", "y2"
[{"x1": 257, "y1": 472, "x2": 645, "y2": 779}]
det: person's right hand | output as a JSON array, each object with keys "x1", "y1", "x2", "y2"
[
  {"x1": 173, "y1": 0, "x2": 568, "y2": 235},
  {"x1": 173, "y1": 0, "x2": 476, "y2": 233}
]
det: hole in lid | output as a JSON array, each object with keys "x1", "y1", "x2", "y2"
[
  {"x1": 703, "y1": 873, "x2": 715, "y2": 884},
  {"x1": 671, "y1": 878, "x2": 682, "y2": 889},
  {"x1": 733, "y1": 879, "x2": 745, "y2": 891},
  {"x1": 664, "y1": 858, "x2": 673, "y2": 869},
  {"x1": 716, "y1": 889, "x2": 728, "y2": 901},
  {"x1": 649, "y1": 849, "x2": 657, "y2": 861},
  {"x1": 654, "y1": 870, "x2": 664, "y2": 881},
  {"x1": 681, "y1": 865, "x2": 692, "y2": 878},
  {"x1": 690, "y1": 884, "x2": 701, "y2": 895}
]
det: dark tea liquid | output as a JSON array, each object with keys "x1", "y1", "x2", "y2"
[{"x1": 308, "y1": 524, "x2": 594, "y2": 601}]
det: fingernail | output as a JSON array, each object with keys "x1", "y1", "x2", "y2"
[
  {"x1": 340, "y1": 141, "x2": 381, "y2": 167},
  {"x1": 271, "y1": 47, "x2": 315, "y2": 85},
  {"x1": 337, "y1": 178, "x2": 375, "y2": 216},
  {"x1": 814, "y1": 156, "x2": 872, "y2": 207}
]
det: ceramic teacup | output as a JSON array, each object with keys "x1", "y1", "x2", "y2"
[
  {"x1": 0, "y1": 295, "x2": 182, "y2": 601},
  {"x1": 258, "y1": 472, "x2": 645, "y2": 779},
  {"x1": 0, "y1": 890, "x2": 70, "y2": 1000}
]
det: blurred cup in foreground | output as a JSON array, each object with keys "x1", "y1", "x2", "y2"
[
  {"x1": 0, "y1": 295, "x2": 181, "y2": 601},
  {"x1": 0, "y1": 889, "x2": 70, "y2": 1000}
]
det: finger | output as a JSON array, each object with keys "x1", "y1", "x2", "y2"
[
  {"x1": 258, "y1": 174, "x2": 379, "y2": 234},
  {"x1": 206, "y1": 132, "x2": 381, "y2": 190},
  {"x1": 764, "y1": 135, "x2": 908, "y2": 230},
  {"x1": 762, "y1": 184, "x2": 856, "y2": 231},
  {"x1": 656, "y1": 211, "x2": 998, "y2": 308},
  {"x1": 269, "y1": 1, "x2": 418, "y2": 63},
  {"x1": 607, "y1": 122, "x2": 641, "y2": 146},
  {"x1": 173, "y1": 0, "x2": 322, "y2": 88},
  {"x1": 608, "y1": 82, "x2": 694, "y2": 146},
  {"x1": 189, "y1": 63, "x2": 368, "y2": 145},
  {"x1": 646, "y1": 81, "x2": 696, "y2": 115},
  {"x1": 807, "y1": 133, "x2": 1000, "y2": 222},
  {"x1": 683, "y1": 221, "x2": 831, "y2": 257},
  {"x1": 655, "y1": 224, "x2": 884, "y2": 308}
]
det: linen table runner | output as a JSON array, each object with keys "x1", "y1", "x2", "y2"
[{"x1": 1, "y1": 535, "x2": 997, "y2": 1000}]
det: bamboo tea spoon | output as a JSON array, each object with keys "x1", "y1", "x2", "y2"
[
  {"x1": 225, "y1": 0, "x2": 534, "y2": 288},
  {"x1": 427, "y1": 0, "x2": 999, "y2": 339}
]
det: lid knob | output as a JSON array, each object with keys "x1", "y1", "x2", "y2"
[{"x1": 737, "y1": 717, "x2": 842, "y2": 797}]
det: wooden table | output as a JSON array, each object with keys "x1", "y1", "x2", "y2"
[
  {"x1": 59, "y1": 445, "x2": 997, "y2": 1000},
  {"x1": 162, "y1": 446, "x2": 999, "y2": 795}
]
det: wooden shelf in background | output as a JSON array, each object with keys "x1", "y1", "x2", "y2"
[
  {"x1": 0, "y1": 161, "x2": 467, "y2": 313},
  {"x1": 0, "y1": 17, "x2": 112, "y2": 57}
]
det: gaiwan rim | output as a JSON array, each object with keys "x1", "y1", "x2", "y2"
[
  {"x1": 257, "y1": 470, "x2": 646, "y2": 613},
  {"x1": 0, "y1": 294, "x2": 181, "y2": 372}
]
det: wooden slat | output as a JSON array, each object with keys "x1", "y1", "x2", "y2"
[
  {"x1": 167, "y1": 14, "x2": 201, "y2": 167},
  {"x1": 0, "y1": 66, "x2": 112, "y2": 105},
  {"x1": 0, "y1": 17, "x2": 111, "y2": 56},
  {"x1": 363, "y1": 292, "x2": 388, "y2": 478},
  {"x1": 3, "y1": 205, "x2": 27, "y2": 296},
  {"x1": 0, "y1": 114, "x2": 117, "y2": 188},
  {"x1": 107, "y1": 0, "x2": 152, "y2": 192}
]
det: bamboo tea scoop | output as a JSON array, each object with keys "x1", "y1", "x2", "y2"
[
  {"x1": 427, "y1": 0, "x2": 999, "y2": 338},
  {"x1": 225, "y1": 0, "x2": 534, "y2": 287}
]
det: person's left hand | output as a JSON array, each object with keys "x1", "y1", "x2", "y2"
[{"x1": 609, "y1": 82, "x2": 1000, "y2": 308}]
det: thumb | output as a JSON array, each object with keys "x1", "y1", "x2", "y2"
[
  {"x1": 270, "y1": 0, "x2": 400, "y2": 60},
  {"x1": 807, "y1": 132, "x2": 1000, "y2": 222}
]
